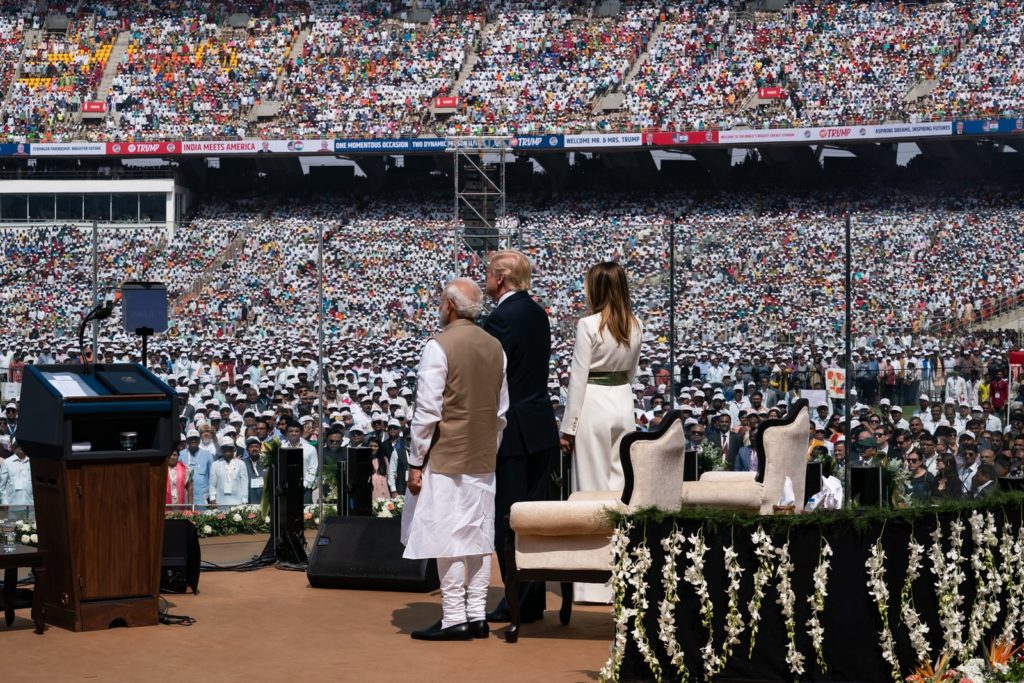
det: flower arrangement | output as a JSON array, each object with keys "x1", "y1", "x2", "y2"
[
  {"x1": 658, "y1": 528, "x2": 689, "y2": 682},
  {"x1": 372, "y1": 497, "x2": 404, "y2": 518},
  {"x1": 14, "y1": 519, "x2": 37, "y2": 546},
  {"x1": 13, "y1": 504, "x2": 339, "y2": 546},
  {"x1": 907, "y1": 639, "x2": 1024, "y2": 683},
  {"x1": 697, "y1": 439, "x2": 728, "y2": 476}
]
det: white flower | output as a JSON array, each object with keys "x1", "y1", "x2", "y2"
[
  {"x1": 657, "y1": 529, "x2": 689, "y2": 681},
  {"x1": 202, "y1": 525, "x2": 213, "y2": 534},
  {"x1": 378, "y1": 509, "x2": 392, "y2": 518},
  {"x1": 30, "y1": 533, "x2": 38, "y2": 544},
  {"x1": 865, "y1": 536, "x2": 898, "y2": 681},
  {"x1": 900, "y1": 537, "x2": 929, "y2": 664},
  {"x1": 776, "y1": 538, "x2": 804, "y2": 677},
  {"x1": 747, "y1": 526, "x2": 775, "y2": 656},
  {"x1": 807, "y1": 540, "x2": 832, "y2": 672},
  {"x1": 264, "y1": 516, "x2": 271, "y2": 523},
  {"x1": 232, "y1": 513, "x2": 242, "y2": 522},
  {"x1": 599, "y1": 521, "x2": 634, "y2": 682},
  {"x1": 20, "y1": 534, "x2": 30, "y2": 544}
]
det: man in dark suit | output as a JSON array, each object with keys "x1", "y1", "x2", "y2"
[
  {"x1": 482, "y1": 250, "x2": 560, "y2": 623},
  {"x1": 706, "y1": 413, "x2": 743, "y2": 470},
  {"x1": 381, "y1": 420, "x2": 409, "y2": 496}
]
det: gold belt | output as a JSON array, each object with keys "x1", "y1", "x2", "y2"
[{"x1": 587, "y1": 371, "x2": 629, "y2": 386}]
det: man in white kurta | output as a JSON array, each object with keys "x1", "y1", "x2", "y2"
[
  {"x1": 0, "y1": 441, "x2": 32, "y2": 505},
  {"x1": 207, "y1": 436, "x2": 249, "y2": 507},
  {"x1": 402, "y1": 279, "x2": 509, "y2": 641}
]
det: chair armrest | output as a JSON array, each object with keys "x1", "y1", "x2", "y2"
[
  {"x1": 510, "y1": 500, "x2": 625, "y2": 537},
  {"x1": 568, "y1": 490, "x2": 621, "y2": 503},
  {"x1": 699, "y1": 471, "x2": 756, "y2": 483}
]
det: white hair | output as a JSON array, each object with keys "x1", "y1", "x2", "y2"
[{"x1": 444, "y1": 278, "x2": 483, "y2": 320}]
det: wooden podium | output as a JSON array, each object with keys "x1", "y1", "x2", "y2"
[{"x1": 17, "y1": 363, "x2": 177, "y2": 631}]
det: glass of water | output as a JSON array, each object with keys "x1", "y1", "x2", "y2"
[{"x1": 1, "y1": 519, "x2": 16, "y2": 552}]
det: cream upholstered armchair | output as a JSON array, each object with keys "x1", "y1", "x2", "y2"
[
  {"x1": 502, "y1": 411, "x2": 687, "y2": 643},
  {"x1": 681, "y1": 399, "x2": 811, "y2": 515}
]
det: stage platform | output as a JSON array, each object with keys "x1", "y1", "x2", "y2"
[{"x1": 3, "y1": 533, "x2": 613, "y2": 682}]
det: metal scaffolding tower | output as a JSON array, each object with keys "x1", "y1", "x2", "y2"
[{"x1": 448, "y1": 136, "x2": 519, "y2": 277}]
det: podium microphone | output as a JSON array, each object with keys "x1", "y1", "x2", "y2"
[{"x1": 78, "y1": 299, "x2": 114, "y2": 375}]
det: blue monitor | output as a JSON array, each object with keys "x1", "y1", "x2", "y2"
[{"x1": 121, "y1": 281, "x2": 168, "y2": 334}]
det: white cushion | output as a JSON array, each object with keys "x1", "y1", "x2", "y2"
[
  {"x1": 682, "y1": 480, "x2": 763, "y2": 510},
  {"x1": 510, "y1": 500, "x2": 623, "y2": 536},
  {"x1": 516, "y1": 533, "x2": 613, "y2": 572},
  {"x1": 699, "y1": 471, "x2": 756, "y2": 483}
]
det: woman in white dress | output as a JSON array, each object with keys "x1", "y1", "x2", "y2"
[{"x1": 559, "y1": 262, "x2": 642, "y2": 603}]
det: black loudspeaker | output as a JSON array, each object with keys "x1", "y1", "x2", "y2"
[
  {"x1": 307, "y1": 517, "x2": 440, "y2": 592},
  {"x1": 347, "y1": 447, "x2": 373, "y2": 516},
  {"x1": 161, "y1": 519, "x2": 200, "y2": 594},
  {"x1": 262, "y1": 447, "x2": 308, "y2": 564},
  {"x1": 805, "y1": 462, "x2": 823, "y2": 505},
  {"x1": 683, "y1": 451, "x2": 698, "y2": 482},
  {"x1": 851, "y1": 465, "x2": 883, "y2": 506}
]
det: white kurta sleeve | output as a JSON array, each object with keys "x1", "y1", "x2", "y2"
[
  {"x1": 410, "y1": 340, "x2": 447, "y2": 468},
  {"x1": 208, "y1": 462, "x2": 220, "y2": 503},
  {"x1": 387, "y1": 451, "x2": 398, "y2": 492},
  {"x1": 497, "y1": 352, "x2": 509, "y2": 451},
  {"x1": 302, "y1": 442, "x2": 318, "y2": 488},
  {"x1": 560, "y1": 317, "x2": 594, "y2": 436}
]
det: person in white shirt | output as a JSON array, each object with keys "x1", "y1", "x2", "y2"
[
  {"x1": 282, "y1": 419, "x2": 319, "y2": 503},
  {"x1": 946, "y1": 368, "x2": 968, "y2": 406},
  {"x1": 208, "y1": 436, "x2": 249, "y2": 507},
  {"x1": 0, "y1": 440, "x2": 32, "y2": 505}
]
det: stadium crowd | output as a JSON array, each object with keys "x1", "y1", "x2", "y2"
[{"x1": 1, "y1": 1, "x2": 1024, "y2": 141}]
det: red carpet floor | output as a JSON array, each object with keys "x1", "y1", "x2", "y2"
[{"x1": 2, "y1": 534, "x2": 612, "y2": 682}]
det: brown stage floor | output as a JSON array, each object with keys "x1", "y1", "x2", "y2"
[{"x1": 3, "y1": 533, "x2": 612, "y2": 682}]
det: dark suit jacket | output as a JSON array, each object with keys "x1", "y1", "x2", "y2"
[{"x1": 483, "y1": 290, "x2": 559, "y2": 457}]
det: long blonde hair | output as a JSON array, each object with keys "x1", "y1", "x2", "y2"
[{"x1": 585, "y1": 262, "x2": 637, "y2": 347}]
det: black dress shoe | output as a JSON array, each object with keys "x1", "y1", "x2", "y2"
[
  {"x1": 485, "y1": 608, "x2": 510, "y2": 623},
  {"x1": 411, "y1": 621, "x2": 472, "y2": 641},
  {"x1": 468, "y1": 620, "x2": 489, "y2": 638},
  {"x1": 486, "y1": 607, "x2": 541, "y2": 624}
]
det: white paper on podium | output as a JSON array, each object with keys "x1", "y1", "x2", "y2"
[{"x1": 44, "y1": 372, "x2": 99, "y2": 398}]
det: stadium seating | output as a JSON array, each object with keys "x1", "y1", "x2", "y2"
[{"x1": 1, "y1": 1, "x2": 1023, "y2": 140}]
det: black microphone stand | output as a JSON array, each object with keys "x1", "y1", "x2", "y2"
[{"x1": 78, "y1": 301, "x2": 113, "y2": 375}]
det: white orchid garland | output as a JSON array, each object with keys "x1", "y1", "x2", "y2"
[
  {"x1": 806, "y1": 537, "x2": 832, "y2": 673},
  {"x1": 899, "y1": 534, "x2": 930, "y2": 664},
  {"x1": 966, "y1": 511, "x2": 1002, "y2": 656},
  {"x1": 600, "y1": 521, "x2": 634, "y2": 682},
  {"x1": 1001, "y1": 523, "x2": 1024, "y2": 643},
  {"x1": 747, "y1": 526, "x2": 775, "y2": 657},
  {"x1": 930, "y1": 516, "x2": 967, "y2": 661},
  {"x1": 775, "y1": 534, "x2": 805, "y2": 677},
  {"x1": 865, "y1": 533, "x2": 900, "y2": 682},
  {"x1": 630, "y1": 537, "x2": 662, "y2": 681},
  {"x1": 658, "y1": 528, "x2": 689, "y2": 682},
  {"x1": 682, "y1": 529, "x2": 721, "y2": 678},
  {"x1": 721, "y1": 539, "x2": 746, "y2": 667}
]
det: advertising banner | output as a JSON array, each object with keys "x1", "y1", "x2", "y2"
[
  {"x1": 82, "y1": 101, "x2": 107, "y2": 113},
  {"x1": 106, "y1": 141, "x2": 181, "y2": 156},
  {"x1": 509, "y1": 134, "x2": 563, "y2": 150},
  {"x1": 433, "y1": 96, "x2": 459, "y2": 109},
  {"x1": 31, "y1": 142, "x2": 106, "y2": 156},
  {"x1": 825, "y1": 368, "x2": 846, "y2": 400},
  {"x1": 334, "y1": 138, "x2": 449, "y2": 153},
  {"x1": 0, "y1": 143, "x2": 30, "y2": 156},
  {"x1": 260, "y1": 139, "x2": 335, "y2": 153},
  {"x1": 758, "y1": 87, "x2": 786, "y2": 99},
  {"x1": 181, "y1": 139, "x2": 261, "y2": 154},
  {"x1": 564, "y1": 132, "x2": 643, "y2": 148},
  {"x1": 952, "y1": 118, "x2": 1024, "y2": 135},
  {"x1": 645, "y1": 131, "x2": 719, "y2": 146}
]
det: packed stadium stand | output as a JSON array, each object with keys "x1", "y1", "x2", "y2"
[{"x1": 0, "y1": 0, "x2": 1022, "y2": 141}]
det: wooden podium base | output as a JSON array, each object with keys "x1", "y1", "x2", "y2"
[
  {"x1": 44, "y1": 596, "x2": 159, "y2": 632},
  {"x1": 31, "y1": 457, "x2": 166, "y2": 632}
]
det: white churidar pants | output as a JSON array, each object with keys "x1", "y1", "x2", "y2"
[{"x1": 437, "y1": 554, "x2": 491, "y2": 628}]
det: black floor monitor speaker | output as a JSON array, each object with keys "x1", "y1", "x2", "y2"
[
  {"x1": 347, "y1": 447, "x2": 374, "y2": 516},
  {"x1": 307, "y1": 517, "x2": 440, "y2": 592},
  {"x1": 162, "y1": 518, "x2": 201, "y2": 594}
]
